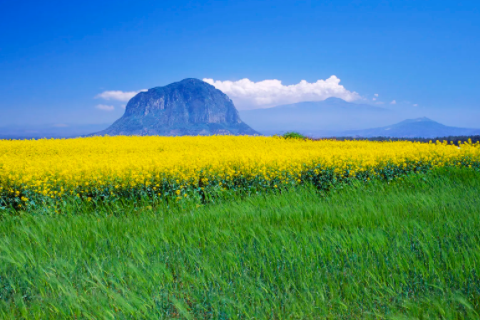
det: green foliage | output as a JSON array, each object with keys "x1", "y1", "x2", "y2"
[
  {"x1": 2, "y1": 157, "x2": 479, "y2": 213},
  {"x1": 282, "y1": 131, "x2": 307, "y2": 139},
  {"x1": 1, "y1": 168, "x2": 480, "y2": 318}
]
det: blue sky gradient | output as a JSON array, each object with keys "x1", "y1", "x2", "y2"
[{"x1": 1, "y1": 0, "x2": 479, "y2": 127}]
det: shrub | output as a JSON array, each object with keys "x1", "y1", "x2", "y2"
[{"x1": 282, "y1": 131, "x2": 307, "y2": 139}]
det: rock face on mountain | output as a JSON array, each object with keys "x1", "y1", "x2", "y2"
[{"x1": 96, "y1": 78, "x2": 258, "y2": 136}]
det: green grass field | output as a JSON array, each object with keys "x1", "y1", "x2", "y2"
[{"x1": 1, "y1": 168, "x2": 480, "y2": 319}]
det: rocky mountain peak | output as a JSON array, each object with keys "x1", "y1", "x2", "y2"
[{"x1": 96, "y1": 78, "x2": 259, "y2": 136}]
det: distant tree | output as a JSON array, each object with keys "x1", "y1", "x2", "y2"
[{"x1": 282, "y1": 132, "x2": 307, "y2": 139}]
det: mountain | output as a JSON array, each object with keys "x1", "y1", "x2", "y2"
[
  {"x1": 341, "y1": 117, "x2": 480, "y2": 138},
  {"x1": 239, "y1": 98, "x2": 401, "y2": 133},
  {"x1": 95, "y1": 78, "x2": 258, "y2": 136}
]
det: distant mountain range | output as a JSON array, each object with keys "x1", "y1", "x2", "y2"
[
  {"x1": 341, "y1": 117, "x2": 480, "y2": 138},
  {"x1": 1, "y1": 82, "x2": 479, "y2": 140},
  {"x1": 94, "y1": 78, "x2": 258, "y2": 136},
  {"x1": 239, "y1": 98, "x2": 480, "y2": 138},
  {"x1": 239, "y1": 98, "x2": 402, "y2": 132},
  {"x1": 261, "y1": 117, "x2": 480, "y2": 139}
]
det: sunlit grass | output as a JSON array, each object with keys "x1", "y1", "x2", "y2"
[{"x1": 0, "y1": 167, "x2": 479, "y2": 319}]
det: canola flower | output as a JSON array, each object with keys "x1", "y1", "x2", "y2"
[{"x1": 0, "y1": 136, "x2": 479, "y2": 210}]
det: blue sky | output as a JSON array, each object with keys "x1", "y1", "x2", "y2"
[{"x1": 1, "y1": 0, "x2": 479, "y2": 128}]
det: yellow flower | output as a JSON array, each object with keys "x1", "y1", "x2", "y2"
[{"x1": 0, "y1": 136, "x2": 477, "y2": 204}]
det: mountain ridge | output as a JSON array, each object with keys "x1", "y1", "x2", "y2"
[
  {"x1": 269, "y1": 117, "x2": 480, "y2": 139},
  {"x1": 341, "y1": 117, "x2": 480, "y2": 138},
  {"x1": 94, "y1": 78, "x2": 258, "y2": 136},
  {"x1": 239, "y1": 98, "x2": 400, "y2": 132}
]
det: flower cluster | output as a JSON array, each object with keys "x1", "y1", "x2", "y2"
[{"x1": 0, "y1": 136, "x2": 479, "y2": 210}]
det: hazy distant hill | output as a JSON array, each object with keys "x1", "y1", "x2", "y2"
[
  {"x1": 239, "y1": 98, "x2": 401, "y2": 132},
  {"x1": 341, "y1": 117, "x2": 480, "y2": 138},
  {"x1": 0, "y1": 124, "x2": 110, "y2": 139},
  {"x1": 94, "y1": 78, "x2": 258, "y2": 136}
]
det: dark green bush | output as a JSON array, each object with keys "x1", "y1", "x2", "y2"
[{"x1": 282, "y1": 131, "x2": 307, "y2": 139}]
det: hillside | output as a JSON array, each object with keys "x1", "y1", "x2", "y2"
[
  {"x1": 239, "y1": 98, "x2": 400, "y2": 132},
  {"x1": 342, "y1": 117, "x2": 480, "y2": 138},
  {"x1": 95, "y1": 78, "x2": 258, "y2": 136}
]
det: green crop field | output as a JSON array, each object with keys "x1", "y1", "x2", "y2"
[{"x1": 1, "y1": 167, "x2": 480, "y2": 319}]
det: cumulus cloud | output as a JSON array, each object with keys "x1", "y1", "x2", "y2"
[
  {"x1": 95, "y1": 89, "x2": 147, "y2": 102},
  {"x1": 374, "y1": 93, "x2": 379, "y2": 97},
  {"x1": 390, "y1": 100, "x2": 397, "y2": 105},
  {"x1": 96, "y1": 104, "x2": 115, "y2": 111},
  {"x1": 203, "y1": 76, "x2": 360, "y2": 109}
]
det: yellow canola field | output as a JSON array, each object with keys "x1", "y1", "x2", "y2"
[{"x1": 0, "y1": 136, "x2": 479, "y2": 203}]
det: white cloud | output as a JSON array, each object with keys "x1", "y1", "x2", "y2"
[
  {"x1": 95, "y1": 89, "x2": 147, "y2": 102},
  {"x1": 374, "y1": 93, "x2": 379, "y2": 97},
  {"x1": 203, "y1": 76, "x2": 360, "y2": 109},
  {"x1": 96, "y1": 104, "x2": 115, "y2": 111},
  {"x1": 390, "y1": 100, "x2": 397, "y2": 104},
  {"x1": 413, "y1": 104, "x2": 418, "y2": 107},
  {"x1": 372, "y1": 98, "x2": 377, "y2": 101}
]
